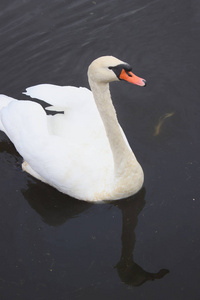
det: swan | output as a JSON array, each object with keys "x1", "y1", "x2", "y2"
[{"x1": 0, "y1": 56, "x2": 146, "y2": 202}]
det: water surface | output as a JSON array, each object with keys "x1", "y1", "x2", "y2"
[{"x1": 0, "y1": 0, "x2": 200, "y2": 299}]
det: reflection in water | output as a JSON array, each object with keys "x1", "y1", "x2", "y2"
[
  {"x1": 154, "y1": 112, "x2": 174, "y2": 136},
  {"x1": 114, "y1": 189, "x2": 169, "y2": 286},
  {"x1": 22, "y1": 182, "x2": 169, "y2": 286},
  {"x1": 22, "y1": 180, "x2": 92, "y2": 226},
  {"x1": 0, "y1": 137, "x2": 21, "y2": 158},
  {"x1": 0, "y1": 138, "x2": 16, "y2": 153}
]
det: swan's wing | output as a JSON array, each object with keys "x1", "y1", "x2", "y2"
[
  {"x1": 0, "y1": 99, "x2": 113, "y2": 200},
  {"x1": 0, "y1": 99, "x2": 72, "y2": 189},
  {"x1": 1, "y1": 100, "x2": 49, "y2": 155},
  {"x1": 23, "y1": 84, "x2": 94, "y2": 112},
  {"x1": 0, "y1": 95, "x2": 17, "y2": 133},
  {"x1": 24, "y1": 84, "x2": 106, "y2": 143},
  {"x1": 1, "y1": 99, "x2": 69, "y2": 177}
]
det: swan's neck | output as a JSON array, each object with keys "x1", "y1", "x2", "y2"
[{"x1": 89, "y1": 80, "x2": 135, "y2": 177}]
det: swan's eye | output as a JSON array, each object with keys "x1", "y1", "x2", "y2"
[{"x1": 108, "y1": 64, "x2": 132, "y2": 79}]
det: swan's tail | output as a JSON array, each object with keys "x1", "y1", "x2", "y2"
[{"x1": 0, "y1": 95, "x2": 16, "y2": 133}]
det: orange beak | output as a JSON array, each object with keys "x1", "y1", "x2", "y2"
[{"x1": 119, "y1": 69, "x2": 146, "y2": 87}]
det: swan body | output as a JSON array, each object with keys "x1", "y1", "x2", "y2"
[{"x1": 0, "y1": 56, "x2": 146, "y2": 202}]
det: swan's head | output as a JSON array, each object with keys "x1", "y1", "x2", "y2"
[{"x1": 88, "y1": 56, "x2": 146, "y2": 86}]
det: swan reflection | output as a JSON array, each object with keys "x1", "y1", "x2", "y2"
[
  {"x1": 113, "y1": 189, "x2": 169, "y2": 286},
  {"x1": 22, "y1": 180, "x2": 92, "y2": 226},
  {"x1": 22, "y1": 182, "x2": 169, "y2": 286}
]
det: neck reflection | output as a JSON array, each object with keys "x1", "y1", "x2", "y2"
[{"x1": 114, "y1": 189, "x2": 169, "y2": 286}]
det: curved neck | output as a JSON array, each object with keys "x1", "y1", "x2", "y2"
[{"x1": 89, "y1": 80, "x2": 134, "y2": 176}]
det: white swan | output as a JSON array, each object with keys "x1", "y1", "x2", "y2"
[{"x1": 0, "y1": 56, "x2": 146, "y2": 202}]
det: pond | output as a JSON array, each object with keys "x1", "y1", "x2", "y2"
[{"x1": 0, "y1": 0, "x2": 199, "y2": 299}]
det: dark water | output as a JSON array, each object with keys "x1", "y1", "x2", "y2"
[{"x1": 0, "y1": 0, "x2": 200, "y2": 299}]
